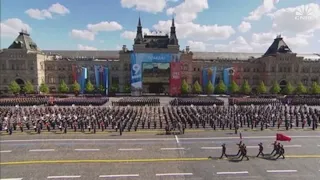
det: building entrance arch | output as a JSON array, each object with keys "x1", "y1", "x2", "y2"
[
  {"x1": 15, "y1": 78, "x2": 25, "y2": 85},
  {"x1": 279, "y1": 80, "x2": 287, "y2": 87}
]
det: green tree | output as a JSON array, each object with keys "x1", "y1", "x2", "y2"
[
  {"x1": 123, "y1": 84, "x2": 131, "y2": 93},
  {"x1": 215, "y1": 80, "x2": 227, "y2": 94},
  {"x1": 181, "y1": 79, "x2": 189, "y2": 94},
  {"x1": 71, "y1": 81, "x2": 81, "y2": 94},
  {"x1": 229, "y1": 80, "x2": 240, "y2": 94},
  {"x1": 270, "y1": 81, "x2": 281, "y2": 94},
  {"x1": 110, "y1": 84, "x2": 119, "y2": 93},
  {"x1": 98, "y1": 84, "x2": 105, "y2": 93},
  {"x1": 85, "y1": 80, "x2": 94, "y2": 93},
  {"x1": 257, "y1": 81, "x2": 267, "y2": 94},
  {"x1": 8, "y1": 81, "x2": 21, "y2": 94},
  {"x1": 58, "y1": 80, "x2": 69, "y2": 93},
  {"x1": 295, "y1": 82, "x2": 307, "y2": 94},
  {"x1": 206, "y1": 80, "x2": 214, "y2": 94},
  {"x1": 23, "y1": 81, "x2": 34, "y2": 94},
  {"x1": 282, "y1": 82, "x2": 294, "y2": 95},
  {"x1": 310, "y1": 82, "x2": 320, "y2": 94},
  {"x1": 39, "y1": 82, "x2": 49, "y2": 93},
  {"x1": 240, "y1": 80, "x2": 252, "y2": 95},
  {"x1": 192, "y1": 80, "x2": 202, "y2": 94}
]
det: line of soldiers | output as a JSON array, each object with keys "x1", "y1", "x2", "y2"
[
  {"x1": 0, "y1": 97, "x2": 48, "y2": 106},
  {"x1": 169, "y1": 98, "x2": 224, "y2": 106},
  {"x1": 52, "y1": 97, "x2": 109, "y2": 106},
  {"x1": 229, "y1": 98, "x2": 281, "y2": 106},
  {"x1": 220, "y1": 141, "x2": 285, "y2": 160},
  {"x1": 111, "y1": 98, "x2": 160, "y2": 106},
  {"x1": 0, "y1": 104, "x2": 319, "y2": 135}
]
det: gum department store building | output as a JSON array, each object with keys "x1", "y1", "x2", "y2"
[{"x1": 0, "y1": 18, "x2": 320, "y2": 94}]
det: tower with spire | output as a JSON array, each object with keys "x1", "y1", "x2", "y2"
[
  {"x1": 169, "y1": 16, "x2": 178, "y2": 45},
  {"x1": 133, "y1": 16, "x2": 179, "y2": 53},
  {"x1": 134, "y1": 16, "x2": 143, "y2": 44}
]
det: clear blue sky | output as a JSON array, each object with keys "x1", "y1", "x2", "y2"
[{"x1": 1, "y1": 0, "x2": 319, "y2": 53}]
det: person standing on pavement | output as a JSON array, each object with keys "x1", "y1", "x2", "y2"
[
  {"x1": 219, "y1": 144, "x2": 228, "y2": 159},
  {"x1": 256, "y1": 142, "x2": 264, "y2": 157}
]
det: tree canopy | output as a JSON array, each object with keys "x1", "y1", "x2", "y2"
[
  {"x1": 282, "y1": 82, "x2": 294, "y2": 95},
  {"x1": 206, "y1": 81, "x2": 214, "y2": 94},
  {"x1": 295, "y1": 82, "x2": 307, "y2": 94},
  {"x1": 23, "y1": 81, "x2": 34, "y2": 94},
  {"x1": 257, "y1": 81, "x2": 267, "y2": 94},
  {"x1": 181, "y1": 79, "x2": 189, "y2": 94},
  {"x1": 229, "y1": 80, "x2": 240, "y2": 94},
  {"x1": 71, "y1": 81, "x2": 80, "y2": 94},
  {"x1": 240, "y1": 80, "x2": 251, "y2": 95},
  {"x1": 310, "y1": 82, "x2": 320, "y2": 94},
  {"x1": 193, "y1": 80, "x2": 202, "y2": 94},
  {"x1": 39, "y1": 82, "x2": 49, "y2": 93},
  {"x1": 215, "y1": 80, "x2": 227, "y2": 94},
  {"x1": 270, "y1": 81, "x2": 281, "y2": 94},
  {"x1": 85, "y1": 80, "x2": 95, "y2": 93},
  {"x1": 58, "y1": 80, "x2": 69, "y2": 93},
  {"x1": 8, "y1": 81, "x2": 21, "y2": 94}
]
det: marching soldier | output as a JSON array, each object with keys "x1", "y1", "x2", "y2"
[
  {"x1": 256, "y1": 142, "x2": 264, "y2": 157},
  {"x1": 239, "y1": 144, "x2": 249, "y2": 161},
  {"x1": 219, "y1": 144, "x2": 228, "y2": 159},
  {"x1": 276, "y1": 144, "x2": 285, "y2": 159}
]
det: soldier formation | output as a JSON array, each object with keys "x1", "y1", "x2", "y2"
[
  {"x1": 112, "y1": 98, "x2": 160, "y2": 106},
  {"x1": 170, "y1": 98, "x2": 224, "y2": 106},
  {"x1": 0, "y1": 101, "x2": 319, "y2": 135},
  {"x1": 219, "y1": 141, "x2": 286, "y2": 161}
]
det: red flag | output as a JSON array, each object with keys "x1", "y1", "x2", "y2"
[{"x1": 276, "y1": 133, "x2": 291, "y2": 142}]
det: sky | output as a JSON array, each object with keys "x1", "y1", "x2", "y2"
[{"x1": 1, "y1": 0, "x2": 319, "y2": 53}]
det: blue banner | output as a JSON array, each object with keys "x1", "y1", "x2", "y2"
[
  {"x1": 104, "y1": 67, "x2": 109, "y2": 96},
  {"x1": 212, "y1": 66, "x2": 217, "y2": 87},
  {"x1": 94, "y1": 65, "x2": 100, "y2": 88},
  {"x1": 80, "y1": 67, "x2": 87, "y2": 94},
  {"x1": 202, "y1": 67, "x2": 217, "y2": 90},
  {"x1": 223, "y1": 68, "x2": 232, "y2": 90},
  {"x1": 130, "y1": 53, "x2": 181, "y2": 96},
  {"x1": 202, "y1": 68, "x2": 208, "y2": 90}
]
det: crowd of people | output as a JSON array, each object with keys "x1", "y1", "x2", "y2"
[
  {"x1": 0, "y1": 102, "x2": 319, "y2": 135},
  {"x1": 229, "y1": 98, "x2": 281, "y2": 106},
  {"x1": 169, "y1": 98, "x2": 224, "y2": 106},
  {"x1": 52, "y1": 97, "x2": 109, "y2": 106},
  {"x1": 111, "y1": 98, "x2": 160, "y2": 106}
]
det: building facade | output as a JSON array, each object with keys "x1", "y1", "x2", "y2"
[{"x1": 0, "y1": 19, "x2": 320, "y2": 94}]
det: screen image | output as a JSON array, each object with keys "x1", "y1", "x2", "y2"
[{"x1": 142, "y1": 63, "x2": 170, "y2": 83}]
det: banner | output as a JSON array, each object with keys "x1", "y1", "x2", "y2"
[
  {"x1": 94, "y1": 65, "x2": 100, "y2": 88},
  {"x1": 130, "y1": 53, "x2": 181, "y2": 96},
  {"x1": 71, "y1": 65, "x2": 77, "y2": 83},
  {"x1": 79, "y1": 67, "x2": 87, "y2": 94},
  {"x1": 104, "y1": 67, "x2": 109, "y2": 96},
  {"x1": 169, "y1": 62, "x2": 181, "y2": 96},
  {"x1": 202, "y1": 67, "x2": 217, "y2": 89},
  {"x1": 223, "y1": 68, "x2": 233, "y2": 89}
]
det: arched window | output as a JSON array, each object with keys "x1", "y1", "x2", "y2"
[
  {"x1": 47, "y1": 74, "x2": 55, "y2": 84},
  {"x1": 68, "y1": 75, "x2": 73, "y2": 84},
  {"x1": 58, "y1": 74, "x2": 66, "y2": 83}
]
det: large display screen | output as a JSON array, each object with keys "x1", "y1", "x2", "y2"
[{"x1": 142, "y1": 63, "x2": 170, "y2": 83}]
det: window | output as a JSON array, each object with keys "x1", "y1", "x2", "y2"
[
  {"x1": 48, "y1": 76, "x2": 55, "y2": 84},
  {"x1": 12, "y1": 64, "x2": 15, "y2": 70},
  {"x1": 279, "y1": 67, "x2": 282, "y2": 72},
  {"x1": 58, "y1": 75, "x2": 66, "y2": 83},
  {"x1": 1, "y1": 64, "x2": 5, "y2": 70},
  {"x1": 31, "y1": 79, "x2": 34, "y2": 83},
  {"x1": 111, "y1": 77, "x2": 119, "y2": 84},
  {"x1": 3, "y1": 78, "x2": 7, "y2": 83},
  {"x1": 30, "y1": 66, "x2": 33, "y2": 70}
]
